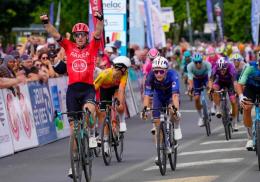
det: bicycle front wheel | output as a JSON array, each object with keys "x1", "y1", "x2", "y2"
[
  {"x1": 256, "y1": 122, "x2": 260, "y2": 171},
  {"x1": 82, "y1": 133, "x2": 92, "y2": 182},
  {"x1": 114, "y1": 132, "x2": 124, "y2": 162},
  {"x1": 70, "y1": 133, "x2": 82, "y2": 182},
  {"x1": 101, "y1": 121, "x2": 112, "y2": 165},
  {"x1": 168, "y1": 126, "x2": 177, "y2": 171},
  {"x1": 157, "y1": 122, "x2": 167, "y2": 176}
]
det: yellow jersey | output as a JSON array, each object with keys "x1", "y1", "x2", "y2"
[{"x1": 94, "y1": 68, "x2": 128, "y2": 90}]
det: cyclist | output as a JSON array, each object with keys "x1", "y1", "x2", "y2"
[
  {"x1": 206, "y1": 46, "x2": 220, "y2": 68},
  {"x1": 141, "y1": 56, "x2": 181, "y2": 165},
  {"x1": 40, "y1": 12, "x2": 104, "y2": 177},
  {"x1": 94, "y1": 56, "x2": 131, "y2": 153},
  {"x1": 209, "y1": 57, "x2": 239, "y2": 131},
  {"x1": 181, "y1": 50, "x2": 192, "y2": 94},
  {"x1": 230, "y1": 53, "x2": 247, "y2": 81},
  {"x1": 187, "y1": 53, "x2": 212, "y2": 126},
  {"x1": 237, "y1": 57, "x2": 260, "y2": 150}
]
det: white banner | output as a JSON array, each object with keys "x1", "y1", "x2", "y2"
[
  {"x1": 103, "y1": 0, "x2": 126, "y2": 14},
  {"x1": 0, "y1": 90, "x2": 14, "y2": 157},
  {"x1": 49, "y1": 77, "x2": 70, "y2": 139},
  {"x1": 3, "y1": 85, "x2": 38, "y2": 152},
  {"x1": 125, "y1": 80, "x2": 137, "y2": 117}
]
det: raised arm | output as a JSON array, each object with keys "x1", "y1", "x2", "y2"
[
  {"x1": 40, "y1": 14, "x2": 61, "y2": 40},
  {"x1": 93, "y1": 11, "x2": 104, "y2": 39}
]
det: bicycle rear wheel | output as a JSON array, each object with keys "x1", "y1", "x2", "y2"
[
  {"x1": 256, "y1": 122, "x2": 260, "y2": 171},
  {"x1": 157, "y1": 122, "x2": 167, "y2": 176},
  {"x1": 70, "y1": 133, "x2": 82, "y2": 182},
  {"x1": 82, "y1": 133, "x2": 92, "y2": 182},
  {"x1": 168, "y1": 126, "x2": 177, "y2": 171},
  {"x1": 101, "y1": 121, "x2": 112, "y2": 165}
]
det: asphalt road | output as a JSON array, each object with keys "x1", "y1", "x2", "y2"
[{"x1": 1, "y1": 82, "x2": 260, "y2": 182}]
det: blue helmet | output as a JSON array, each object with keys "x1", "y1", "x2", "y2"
[
  {"x1": 193, "y1": 53, "x2": 203, "y2": 62},
  {"x1": 183, "y1": 50, "x2": 191, "y2": 58}
]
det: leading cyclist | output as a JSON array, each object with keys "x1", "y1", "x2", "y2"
[{"x1": 40, "y1": 11, "x2": 104, "y2": 177}]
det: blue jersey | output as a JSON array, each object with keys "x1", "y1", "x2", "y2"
[{"x1": 144, "y1": 69, "x2": 180, "y2": 99}]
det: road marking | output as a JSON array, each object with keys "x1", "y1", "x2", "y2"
[
  {"x1": 179, "y1": 147, "x2": 244, "y2": 156},
  {"x1": 180, "y1": 109, "x2": 197, "y2": 113},
  {"x1": 144, "y1": 175, "x2": 218, "y2": 182},
  {"x1": 143, "y1": 158, "x2": 244, "y2": 171},
  {"x1": 200, "y1": 139, "x2": 247, "y2": 145},
  {"x1": 218, "y1": 130, "x2": 246, "y2": 136},
  {"x1": 104, "y1": 125, "x2": 224, "y2": 182}
]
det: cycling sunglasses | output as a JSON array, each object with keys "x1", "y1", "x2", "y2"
[
  {"x1": 154, "y1": 70, "x2": 166, "y2": 75},
  {"x1": 195, "y1": 61, "x2": 202, "y2": 64},
  {"x1": 74, "y1": 32, "x2": 88, "y2": 38}
]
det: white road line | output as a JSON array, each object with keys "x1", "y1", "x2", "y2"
[
  {"x1": 179, "y1": 147, "x2": 244, "y2": 156},
  {"x1": 218, "y1": 131, "x2": 247, "y2": 136},
  {"x1": 180, "y1": 109, "x2": 197, "y2": 113},
  {"x1": 144, "y1": 176, "x2": 218, "y2": 182},
  {"x1": 104, "y1": 125, "x2": 224, "y2": 182},
  {"x1": 143, "y1": 158, "x2": 244, "y2": 171},
  {"x1": 200, "y1": 139, "x2": 247, "y2": 145}
]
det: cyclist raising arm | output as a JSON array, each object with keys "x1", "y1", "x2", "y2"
[
  {"x1": 40, "y1": 11, "x2": 104, "y2": 178},
  {"x1": 141, "y1": 56, "x2": 182, "y2": 165},
  {"x1": 237, "y1": 59, "x2": 260, "y2": 150}
]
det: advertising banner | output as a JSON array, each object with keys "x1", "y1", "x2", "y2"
[
  {"x1": 0, "y1": 90, "x2": 14, "y2": 157},
  {"x1": 103, "y1": 0, "x2": 127, "y2": 56},
  {"x1": 144, "y1": 0, "x2": 154, "y2": 48},
  {"x1": 2, "y1": 85, "x2": 38, "y2": 152},
  {"x1": 28, "y1": 82, "x2": 57, "y2": 145},
  {"x1": 49, "y1": 78, "x2": 70, "y2": 139},
  {"x1": 125, "y1": 80, "x2": 137, "y2": 117},
  {"x1": 251, "y1": 0, "x2": 260, "y2": 45}
]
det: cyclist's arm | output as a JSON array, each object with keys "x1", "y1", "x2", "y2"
[
  {"x1": 143, "y1": 72, "x2": 153, "y2": 108},
  {"x1": 94, "y1": 71, "x2": 105, "y2": 90},
  {"x1": 93, "y1": 14, "x2": 104, "y2": 39},
  {"x1": 237, "y1": 65, "x2": 253, "y2": 95},
  {"x1": 40, "y1": 15, "x2": 61, "y2": 40},
  {"x1": 171, "y1": 71, "x2": 180, "y2": 109},
  {"x1": 187, "y1": 63, "x2": 193, "y2": 89},
  {"x1": 206, "y1": 61, "x2": 212, "y2": 79},
  {"x1": 117, "y1": 73, "x2": 128, "y2": 107}
]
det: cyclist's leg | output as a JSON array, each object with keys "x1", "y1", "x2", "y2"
[
  {"x1": 212, "y1": 81, "x2": 221, "y2": 117},
  {"x1": 152, "y1": 92, "x2": 163, "y2": 146},
  {"x1": 228, "y1": 84, "x2": 238, "y2": 119},
  {"x1": 114, "y1": 88, "x2": 127, "y2": 132},
  {"x1": 193, "y1": 78, "x2": 203, "y2": 126},
  {"x1": 243, "y1": 85, "x2": 255, "y2": 149}
]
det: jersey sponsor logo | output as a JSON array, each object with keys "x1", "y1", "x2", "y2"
[
  {"x1": 72, "y1": 59, "x2": 88, "y2": 72},
  {"x1": 172, "y1": 81, "x2": 176, "y2": 88},
  {"x1": 70, "y1": 51, "x2": 90, "y2": 59}
]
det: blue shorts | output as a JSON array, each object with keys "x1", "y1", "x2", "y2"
[
  {"x1": 193, "y1": 77, "x2": 208, "y2": 96},
  {"x1": 152, "y1": 92, "x2": 172, "y2": 119}
]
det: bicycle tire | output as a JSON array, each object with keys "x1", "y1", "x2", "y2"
[
  {"x1": 101, "y1": 121, "x2": 112, "y2": 166},
  {"x1": 168, "y1": 125, "x2": 177, "y2": 171},
  {"x1": 202, "y1": 99, "x2": 211, "y2": 136},
  {"x1": 157, "y1": 122, "x2": 167, "y2": 176},
  {"x1": 94, "y1": 146, "x2": 101, "y2": 157},
  {"x1": 256, "y1": 122, "x2": 260, "y2": 171},
  {"x1": 228, "y1": 123, "x2": 232, "y2": 140},
  {"x1": 69, "y1": 133, "x2": 82, "y2": 182},
  {"x1": 114, "y1": 132, "x2": 124, "y2": 162},
  {"x1": 82, "y1": 133, "x2": 92, "y2": 182}
]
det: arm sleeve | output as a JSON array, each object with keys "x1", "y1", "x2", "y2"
[
  {"x1": 88, "y1": 38, "x2": 101, "y2": 57},
  {"x1": 238, "y1": 65, "x2": 253, "y2": 85},
  {"x1": 187, "y1": 63, "x2": 193, "y2": 80},
  {"x1": 171, "y1": 71, "x2": 180, "y2": 94},
  {"x1": 144, "y1": 72, "x2": 154, "y2": 96}
]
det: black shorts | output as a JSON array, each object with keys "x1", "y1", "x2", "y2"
[
  {"x1": 66, "y1": 82, "x2": 95, "y2": 121},
  {"x1": 100, "y1": 86, "x2": 119, "y2": 109},
  {"x1": 243, "y1": 85, "x2": 260, "y2": 103}
]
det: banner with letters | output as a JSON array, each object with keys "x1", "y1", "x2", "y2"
[
  {"x1": 2, "y1": 85, "x2": 38, "y2": 152},
  {"x1": 28, "y1": 82, "x2": 57, "y2": 145},
  {"x1": 0, "y1": 90, "x2": 14, "y2": 157},
  {"x1": 48, "y1": 78, "x2": 70, "y2": 139}
]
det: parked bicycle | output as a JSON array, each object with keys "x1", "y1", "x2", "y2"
[{"x1": 55, "y1": 109, "x2": 94, "y2": 182}]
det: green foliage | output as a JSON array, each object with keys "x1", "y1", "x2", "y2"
[{"x1": 161, "y1": 0, "x2": 251, "y2": 42}]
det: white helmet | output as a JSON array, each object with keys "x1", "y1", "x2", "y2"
[
  {"x1": 152, "y1": 56, "x2": 168, "y2": 69},
  {"x1": 216, "y1": 57, "x2": 228, "y2": 69},
  {"x1": 112, "y1": 56, "x2": 131, "y2": 68}
]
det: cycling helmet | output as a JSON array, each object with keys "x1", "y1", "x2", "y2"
[
  {"x1": 147, "y1": 48, "x2": 160, "y2": 59},
  {"x1": 183, "y1": 50, "x2": 191, "y2": 58},
  {"x1": 193, "y1": 53, "x2": 203, "y2": 62},
  {"x1": 72, "y1": 23, "x2": 89, "y2": 33},
  {"x1": 216, "y1": 57, "x2": 228, "y2": 69},
  {"x1": 207, "y1": 46, "x2": 215, "y2": 55},
  {"x1": 152, "y1": 56, "x2": 169, "y2": 69},
  {"x1": 197, "y1": 46, "x2": 204, "y2": 53},
  {"x1": 230, "y1": 53, "x2": 243, "y2": 62},
  {"x1": 113, "y1": 56, "x2": 131, "y2": 68}
]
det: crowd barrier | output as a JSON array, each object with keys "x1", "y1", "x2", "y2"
[{"x1": 0, "y1": 69, "x2": 143, "y2": 158}]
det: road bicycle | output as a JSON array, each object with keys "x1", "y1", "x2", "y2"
[{"x1": 55, "y1": 109, "x2": 94, "y2": 182}]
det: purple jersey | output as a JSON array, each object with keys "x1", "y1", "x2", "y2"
[{"x1": 212, "y1": 62, "x2": 237, "y2": 83}]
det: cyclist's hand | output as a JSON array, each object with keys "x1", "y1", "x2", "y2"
[
  {"x1": 94, "y1": 11, "x2": 104, "y2": 21},
  {"x1": 207, "y1": 88, "x2": 213, "y2": 95},
  {"x1": 239, "y1": 94, "x2": 251, "y2": 108},
  {"x1": 170, "y1": 105, "x2": 181, "y2": 121},
  {"x1": 140, "y1": 106, "x2": 148, "y2": 120},
  {"x1": 40, "y1": 13, "x2": 49, "y2": 24}
]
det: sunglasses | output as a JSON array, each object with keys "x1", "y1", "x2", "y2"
[
  {"x1": 154, "y1": 70, "x2": 166, "y2": 75},
  {"x1": 35, "y1": 63, "x2": 42, "y2": 67},
  {"x1": 115, "y1": 66, "x2": 127, "y2": 74},
  {"x1": 195, "y1": 61, "x2": 202, "y2": 64},
  {"x1": 41, "y1": 56, "x2": 48, "y2": 60},
  {"x1": 74, "y1": 32, "x2": 87, "y2": 38}
]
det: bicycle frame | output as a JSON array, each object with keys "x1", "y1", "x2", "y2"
[{"x1": 253, "y1": 96, "x2": 260, "y2": 146}]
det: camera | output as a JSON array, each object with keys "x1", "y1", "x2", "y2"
[{"x1": 48, "y1": 47, "x2": 61, "y2": 59}]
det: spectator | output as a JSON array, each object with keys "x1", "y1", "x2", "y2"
[
  {"x1": 0, "y1": 55, "x2": 16, "y2": 78},
  {"x1": 18, "y1": 54, "x2": 39, "y2": 81},
  {"x1": 39, "y1": 50, "x2": 58, "y2": 77},
  {"x1": 0, "y1": 76, "x2": 26, "y2": 89},
  {"x1": 0, "y1": 53, "x2": 4, "y2": 65}
]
